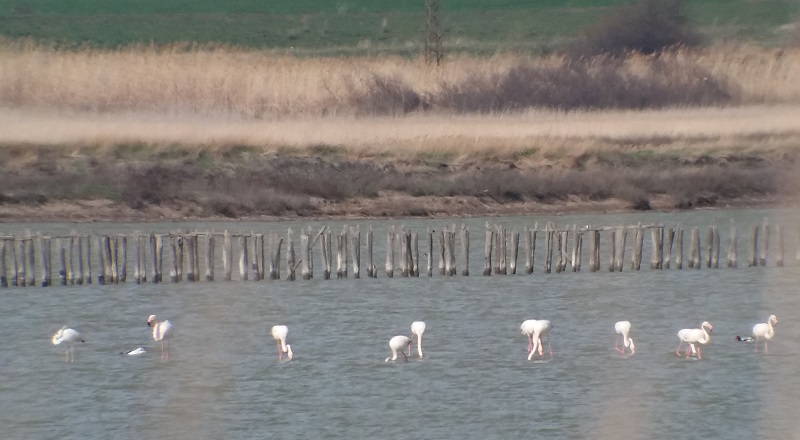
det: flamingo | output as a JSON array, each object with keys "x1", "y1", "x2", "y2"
[
  {"x1": 52, "y1": 327, "x2": 84, "y2": 362},
  {"x1": 521, "y1": 319, "x2": 553, "y2": 360},
  {"x1": 614, "y1": 321, "x2": 635, "y2": 355},
  {"x1": 121, "y1": 347, "x2": 147, "y2": 356},
  {"x1": 411, "y1": 321, "x2": 426, "y2": 358},
  {"x1": 385, "y1": 335, "x2": 412, "y2": 362},
  {"x1": 676, "y1": 321, "x2": 713, "y2": 359},
  {"x1": 751, "y1": 315, "x2": 778, "y2": 354},
  {"x1": 271, "y1": 325, "x2": 293, "y2": 361},
  {"x1": 147, "y1": 315, "x2": 174, "y2": 360}
]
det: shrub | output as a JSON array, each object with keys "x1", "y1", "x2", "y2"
[{"x1": 568, "y1": 0, "x2": 702, "y2": 58}]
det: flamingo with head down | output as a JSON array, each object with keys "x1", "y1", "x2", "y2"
[
  {"x1": 385, "y1": 335, "x2": 412, "y2": 362},
  {"x1": 676, "y1": 321, "x2": 713, "y2": 359},
  {"x1": 411, "y1": 321, "x2": 426, "y2": 358},
  {"x1": 521, "y1": 319, "x2": 552, "y2": 360},
  {"x1": 614, "y1": 321, "x2": 635, "y2": 355},
  {"x1": 52, "y1": 327, "x2": 84, "y2": 362},
  {"x1": 271, "y1": 325, "x2": 293, "y2": 361}
]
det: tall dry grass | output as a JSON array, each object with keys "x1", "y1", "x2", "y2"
[{"x1": 1, "y1": 41, "x2": 799, "y2": 118}]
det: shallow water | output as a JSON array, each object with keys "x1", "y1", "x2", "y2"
[{"x1": 2, "y1": 208, "x2": 799, "y2": 440}]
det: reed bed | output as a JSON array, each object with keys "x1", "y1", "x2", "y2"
[{"x1": 1, "y1": 42, "x2": 799, "y2": 120}]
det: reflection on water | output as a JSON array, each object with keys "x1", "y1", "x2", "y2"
[{"x1": 1, "y1": 208, "x2": 799, "y2": 440}]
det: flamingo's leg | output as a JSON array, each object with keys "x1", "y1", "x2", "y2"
[
  {"x1": 676, "y1": 341, "x2": 683, "y2": 356},
  {"x1": 615, "y1": 334, "x2": 623, "y2": 353},
  {"x1": 547, "y1": 334, "x2": 553, "y2": 359},
  {"x1": 277, "y1": 342, "x2": 283, "y2": 360},
  {"x1": 697, "y1": 346, "x2": 702, "y2": 360},
  {"x1": 764, "y1": 341, "x2": 768, "y2": 355},
  {"x1": 527, "y1": 335, "x2": 533, "y2": 353}
]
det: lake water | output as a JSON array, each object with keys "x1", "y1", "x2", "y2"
[{"x1": 2, "y1": 208, "x2": 800, "y2": 440}]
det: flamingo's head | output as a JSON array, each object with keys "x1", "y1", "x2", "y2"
[
  {"x1": 702, "y1": 321, "x2": 713, "y2": 332},
  {"x1": 147, "y1": 315, "x2": 157, "y2": 326},
  {"x1": 769, "y1": 315, "x2": 778, "y2": 325}
]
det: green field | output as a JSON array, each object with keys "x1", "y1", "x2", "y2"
[{"x1": 0, "y1": 0, "x2": 797, "y2": 53}]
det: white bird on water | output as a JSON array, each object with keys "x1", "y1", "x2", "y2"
[
  {"x1": 614, "y1": 321, "x2": 635, "y2": 355},
  {"x1": 676, "y1": 321, "x2": 713, "y2": 359},
  {"x1": 739, "y1": 315, "x2": 778, "y2": 354},
  {"x1": 52, "y1": 327, "x2": 84, "y2": 362},
  {"x1": 385, "y1": 335, "x2": 412, "y2": 362},
  {"x1": 122, "y1": 347, "x2": 147, "y2": 356},
  {"x1": 411, "y1": 321, "x2": 426, "y2": 358},
  {"x1": 271, "y1": 325, "x2": 293, "y2": 361},
  {"x1": 147, "y1": 315, "x2": 174, "y2": 360},
  {"x1": 521, "y1": 319, "x2": 553, "y2": 361}
]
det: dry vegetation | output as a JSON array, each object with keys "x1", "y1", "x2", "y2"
[{"x1": 1, "y1": 41, "x2": 799, "y2": 220}]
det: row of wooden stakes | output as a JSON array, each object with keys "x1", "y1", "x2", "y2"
[{"x1": 0, "y1": 220, "x2": 790, "y2": 287}]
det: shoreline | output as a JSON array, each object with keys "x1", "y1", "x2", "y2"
[{"x1": 0, "y1": 194, "x2": 793, "y2": 224}]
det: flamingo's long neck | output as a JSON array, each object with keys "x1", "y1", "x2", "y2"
[
  {"x1": 766, "y1": 320, "x2": 775, "y2": 339},
  {"x1": 622, "y1": 330, "x2": 631, "y2": 348},
  {"x1": 416, "y1": 334, "x2": 423, "y2": 358},
  {"x1": 700, "y1": 326, "x2": 710, "y2": 344},
  {"x1": 280, "y1": 337, "x2": 288, "y2": 353}
]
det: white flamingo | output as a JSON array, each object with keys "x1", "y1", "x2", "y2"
[
  {"x1": 52, "y1": 327, "x2": 84, "y2": 362},
  {"x1": 521, "y1": 319, "x2": 553, "y2": 360},
  {"x1": 271, "y1": 325, "x2": 293, "y2": 361},
  {"x1": 147, "y1": 315, "x2": 174, "y2": 360},
  {"x1": 676, "y1": 321, "x2": 713, "y2": 359},
  {"x1": 751, "y1": 315, "x2": 778, "y2": 354},
  {"x1": 121, "y1": 347, "x2": 147, "y2": 356},
  {"x1": 411, "y1": 321, "x2": 426, "y2": 358},
  {"x1": 614, "y1": 321, "x2": 635, "y2": 355},
  {"x1": 385, "y1": 335, "x2": 412, "y2": 362}
]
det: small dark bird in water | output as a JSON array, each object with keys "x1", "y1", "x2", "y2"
[{"x1": 736, "y1": 335, "x2": 755, "y2": 342}]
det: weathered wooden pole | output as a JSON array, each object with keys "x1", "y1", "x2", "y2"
[
  {"x1": 386, "y1": 226, "x2": 394, "y2": 278},
  {"x1": 524, "y1": 227, "x2": 532, "y2": 274},
  {"x1": 287, "y1": 229, "x2": 296, "y2": 281},
  {"x1": 688, "y1": 227, "x2": 699, "y2": 269},
  {"x1": 776, "y1": 224, "x2": 784, "y2": 267},
  {"x1": 58, "y1": 239, "x2": 68, "y2": 285},
  {"x1": 9, "y1": 238, "x2": 19, "y2": 286},
  {"x1": 438, "y1": 228, "x2": 446, "y2": 276},
  {"x1": 84, "y1": 235, "x2": 92, "y2": 284},
  {"x1": 650, "y1": 227, "x2": 663, "y2": 269},
  {"x1": 149, "y1": 234, "x2": 159, "y2": 283},
  {"x1": 17, "y1": 238, "x2": 27, "y2": 287},
  {"x1": 615, "y1": 226, "x2": 627, "y2": 272},
  {"x1": 324, "y1": 232, "x2": 332, "y2": 279},
  {"x1": 574, "y1": 230, "x2": 583, "y2": 272},
  {"x1": 427, "y1": 227, "x2": 434, "y2": 277},
  {"x1": 366, "y1": 226, "x2": 375, "y2": 278},
  {"x1": 337, "y1": 232, "x2": 346, "y2": 279},
  {"x1": 321, "y1": 230, "x2": 331, "y2": 280},
  {"x1": 352, "y1": 226, "x2": 362, "y2": 279},
  {"x1": 570, "y1": 225, "x2": 579, "y2": 272},
  {"x1": 705, "y1": 227, "x2": 714, "y2": 269},
  {"x1": 588, "y1": 228, "x2": 598, "y2": 272},
  {"x1": 675, "y1": 227, "x2": 684, "y2": 269},
  {"x1": 448, "y1": 229, "x2": 457, "y2": 276},
  {"x1": 343, "y1": 226, "x2": 350, "y2": 279},
  {"x1": 76, "y1": 235, "x2": 85, "y2": 284},
  {"x1": 712, "y1": 226, "x2": 721, "y2": 269},
  {"x1": 241, "y1": 235, "x2": 250, "y2": 281},
  {"x1": 186, "y1": 233, "x2": 195, "y2": 281},
  {"x1": 664, "y1": 228, "x2": 674, "y2": 270},
  {"x1": 412, "y1": 230, "x2": 420, "y2": 277},
  {"x1": 555, "y1": 230, "x2": 564, "y2": 273},
  {"x1": 443, "y1": 229, "x2": 453, "y2": 276},
  {"x1": 135, "y1": 234, "x2": 143, "y2": 283},
  {"x1": 759, "y1": 219, "x2": 769, "y2": 266},
  {"x1": 26, "y1": 238, "x2": 35, "y2": 286},
  {"x1": 498, "y1": 226, "x2": 508, "y2": 275},
  {"x1": 509, "y1": 230, "x2": 519, "y2": 275},
  {"x1": 461, "y1": 224, "x2": 469, "y2": 276},
  {"x1": 544, "y1": 225, "x2": 553, "y2": 274},
  {"x1": 748, "y1": 224, "x2": 758, "y2": 267},
  {"x1": 399, "y1": 229, "x2": 409, "y2": 277},
  {"x1": 206, "y1": 235, "x2": 215, "y2": 281},
  {"x1": 39, "y1": 236, "x2": 51, "y2": 287},
  {"x1": 608, "y1": 229, "x2": 617, "y2": 272},
  {"x1": 301, "y1": 231, "x2": 311, "y2": 280},
  {"x1": 223, "y1": 231, "x2": 232, "y2": 281},
  {"x1": 727, "y1": 220, "x2": 738, "y2": 268},
  {"x1": 483, "y1": 226, "x2": 493, "y2": 276},
  {"x1": 0, "y1": 239, "x2": 6, "y2": 287}
]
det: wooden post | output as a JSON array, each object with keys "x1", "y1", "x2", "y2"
[
  {"x1": 206, "y1": 235, "x2": 215, "y2": 281},
  {"x1": 186, "y1": 233, "x2": 195, "y2": 281},
  {"x1": 460, "y1": 224, "x2": 469, "y2": 276},
  {"x1": 608, "y1": 229, "x2": 616, "y2": 272},
  {"x1": 555, "y1": 230, "x2": 564, "y2": 273},
  {"x1": 631, "y1": 223, "x2": 642, "y2": 270},
  {"x1": 427, "y1": 227, "x2": 434, "y2": 277},
  {"x1": 98, "y1": 236, "x2": 108, "y2": 284},
  {"x1": 25, "y1": 238, "x2": 35, "y2": 286},
  {"x1": 498, "y1": 227, "x2": 507, "y2": 275},
  {"x1": 675, "y1": 227, "x2": 683, "y2": 269},
  {"x1": 412, "y1": 231, "x2": 420, "y2": 277},
  {"x1": 524, "y1": 227, "x2": 532, "y2": 274},
  {"x1": 287, "y1": 229, "x2": 296, "y2": 281},
  {"x1": 727, "y1": 220, "x2": 738, "y2": 268},
  {"x1": 240, "y1": 235, "x2": 249, "y2": 281},
  {"x1": 759, "y1": 219, "x2": 769, "y2": 266},
  {"x1": 664, "y1": 228, "x2": 674, "y2": 270},
  {"x1": 65, "y1": 236, "x2": 73, "y2": 285},
  {"x1": 386, "y1": 226, "x2": 394, "y2": 278},
  {"x1": 0, "y1": 239, "x2": 6, "y2": 287},
  {"x1": 575, "y1": 230, "x2": 583, "y2": 272},
  {"x1": 588, "y1": 229, "x2": 597, "y2": 272},
  {"x1": 9, "y1": 238, "x2": 19, "y2": 286},
  {"x1": 443, "y1": 229, "x2": 453, "y2": 276},
  {"x1": 544, "y1": 225, "x2": 553, "y2": 274},
  {"x1": 615, "y1": 226, "x2": 627, "y2": 272},
  {"x1": 321, "y1": 230, "x2": 331, "y2": 280},
  {"x1": 688, "y1": 228, "x2": 698, "y2": 269},
  {"x1": 343, "y1": 226, "x2": 349, "y2": 279},
  {"x1": 570, "y1": 225, "x2": 579, "y2": 272},
  {"x1": 39, "y1": 236, "x2": 51, "y2": 287},
  {"x1": 337, "y1": 232, "x2": 345, "y2": 279},
  {"x1": 776, "y1": 224, "x2": 784, "y2": 267},
  {"x1": 301, "y1": 231, "x2": 311, "y2": 280},
  {"x1": 84, "y1": 236, "x2": 92, "y2": 284},
  {"x1": 438, "y1": 228, "x2": 446, "y2": 276},
  {"x1": 705, "y1": 226, "x2": 714, "y2": 269},
  {"x1": 149, "y1": 234, "x2": 158, "y2": 283},
  {"x1": 223, "y1": 231, "x2": 232, "y2": 281},
  {"x1": 324, "y1": 232, "x2": 332, "y2": 279},
  {"x1": 650, "y1": 227, "x2": 662, "y2": 269},
  {"x1": 135, "y1": 234, "x2": 143, "y2": 283},
  {"x1": 352, "y1": 226, "x2": 361, "y2": 279},
  {"x1": 712, "y1": 226, "x2": 721, "y2": 269},
  {"x1": 748, "y1": 224, "x2": 758, "y2": 267},
  {"x1": 483, "y1": 226, "x2": 492, "y2": 276},
  {"x1": 16, "y1": 239, "x2": 26, "y2": 287},
  {"x1": 169, "y1": 236, "x2": 179, "y2": 282},
  {"x1": 58, "y1": 239, "x2": 67, "y2": 286},
  {"x1": 73, "y1": 235, "x2": 82, "y2": 284},
  {"x1": 366, "y1": 226, "x2": 375, "y2": 278}
]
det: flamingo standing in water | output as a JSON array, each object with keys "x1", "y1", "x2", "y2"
[
  {"x1": 385, "y1": 335, "x2": 412, "y2": 362},
  {"x1": 750, "y1": 315, "x2": 778, "y2": 354},
  {"x1": 271, "y1": 325, "x2": 293, "y2": 361},
  {"x1": 521, "y1": 319, "x2": 553, "y2": 360},
  {"x1": 614, "y1": 321, "x2": 635, "y2": 355},
  {"x1": 676, "y1": 321, "x2": 713, "y2": 359},
  {"x1": 411, "y1": 321, "x2": 426, "y2": 358},
  {"x1": 147, "y1": 315, "x2": 174, "y2": 360},
  {"x1": 52, "y1": 327, "x2": 84, "y2": 362}
]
